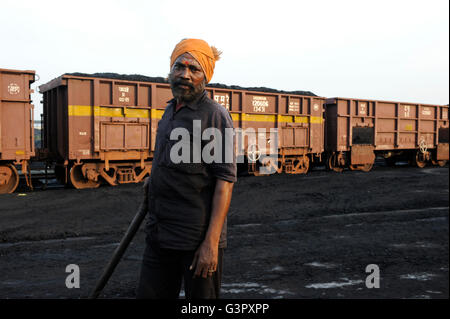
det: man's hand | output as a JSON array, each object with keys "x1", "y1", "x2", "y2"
[
  {"x1": 189, "y1": 179, "x2": 234, "y2": 278},
  {"x1": 190, "y1": 240, "x2": 218, "y2": 278}
]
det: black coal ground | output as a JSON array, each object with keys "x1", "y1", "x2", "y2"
[{"x1": 0, "y1": 163, "x2": 448, "y2": 299}]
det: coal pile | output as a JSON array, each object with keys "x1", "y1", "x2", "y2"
[
  {"x1": 0, "y1": 164, "x2": 448, "y2": 299},
  {"x1": 66, "y1": 72, "x2": 316, "y2": 96},
  {"x1": 66, "y1": 72, "x2": 167, "y2": 84}
]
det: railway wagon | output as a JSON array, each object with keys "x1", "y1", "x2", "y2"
[
  {"x1": 39, "y1": 73, "x2": 323, "y2": 189},
  {"x1": 202, "y1": 85, "x2": 326, "y2": 175},
  {"x1": 324, "y1": 97, "x2": 449, "y2": 172},
  {"x1": 0, "y1": 68, "x2": 35, "y2": 194},
  {"x1": 121, "y1": 77, "x2": 324, "y2": 175},
  {"x1": 39, "y1": 74, "x2": 155, "y2": 189}
]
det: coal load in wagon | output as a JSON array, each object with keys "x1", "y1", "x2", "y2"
[
  {"x1": 208, "y1": 83, "x2": 316, "y2": 97},
  {"x1": 66, "y1": 72, "x2": 316, "y2": 97},
  {"x1": 65, "y1": 72, "x2": 168, "y2": 84}
]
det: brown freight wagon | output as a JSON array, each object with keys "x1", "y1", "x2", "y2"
[
  {"x1": 39, "y1": 73, "x2": 323, "y2": 189},
  {"x1": 39, "y1": 74, "x2": 157, "y2": 189},
  {"x1": 0, "y1": 68, "x2": 35, "y2": 194},
  {"x1": 204, "y1": 86, "x2": 326, "y2": 175},
  {"x1": 144, "y1": 79, "x2": 324, "y2": 175},
  {"x1": 324, "y1": 97, "x2": 449, "y2": 172},
  {"x1": 38, "y1": 73, "x2": 233, "y2": 189}
]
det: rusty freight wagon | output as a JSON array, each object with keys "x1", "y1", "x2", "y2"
[
  {"x1": 143, "y1": 78, "x2": 324, "y2": 175},
  {"x1": 0, "y1": 68, "x2": 35, "y2": 194},
  {"x1": 39, "y1": 74, "x2": 155, "y2": 189},
  {"x1": 205, "y1": 85, "x2": 325, "y2": 175},
  {"x1": 324, "y1": 97, "x2": 449, "y2": 172},
  {"x1": 39, "y1": 73, "x2": 323, "y2": 189}
]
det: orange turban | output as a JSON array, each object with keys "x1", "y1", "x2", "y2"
[{"x1": 170, "y1": 38, "x2": 221, "y2": 83}]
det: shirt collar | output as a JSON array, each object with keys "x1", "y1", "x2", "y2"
[{"x1": 167, "y1": 90, "x2": 207, "y2": 111}]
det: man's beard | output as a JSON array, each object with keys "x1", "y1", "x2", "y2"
[{"x1": 168, "y1": 73, "x2": 205, "y2": 103}]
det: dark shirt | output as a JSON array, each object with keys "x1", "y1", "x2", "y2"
[{"x1": 146, "y1": 91, "x2": 237, "y2": 250}]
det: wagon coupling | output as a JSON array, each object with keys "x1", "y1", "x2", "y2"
[{"x1": 419, "y1": 138, "x2": 427, "y2": 154}]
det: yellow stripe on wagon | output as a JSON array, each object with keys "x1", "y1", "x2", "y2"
[
  {"x1": 293, "y1": 116, "x2": 308, "y2": 123},
  {"x1": 310, "y1": 116, "x2": 323, "y2": 124},
  {"x1": 68, "y1": 105, "x2": 91, "y2": 116},
  {"x1": 151, "y1": 109, "x2": 165, "y2": 119},
  {"x1": 68, "y1": 105, "x2": 151, "y2": 118},
  {"x1": 230, "y1": 113, "x2": 241, "y2": 122},
  {"x1": 242, "y1": 114, "x2": 277, "y2": 122},
  {"x1": 230, "y1": 113, "x2": 323, "y2": 124},
  {"x1": 67, "y1": 105, "x2": 324, "y2": 124}
]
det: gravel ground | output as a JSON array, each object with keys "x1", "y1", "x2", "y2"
[{"x1": 0, "y1": 162, "x2": 448, "y2": 299}]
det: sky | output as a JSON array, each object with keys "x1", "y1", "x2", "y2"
[{"x1": 1, "y1": 0, "x2": 449, "y2": 120}]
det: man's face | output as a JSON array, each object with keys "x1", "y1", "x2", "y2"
[{"x1": 169, "y1": 53, "x2": 206, "y2": 103}]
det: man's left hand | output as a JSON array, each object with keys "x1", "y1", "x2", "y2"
[{"x1": 190, "y1": 240, "x2": 218, "y2": 278}]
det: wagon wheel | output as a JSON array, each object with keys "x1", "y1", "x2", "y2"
[
  {"x1": 253, "y1": 157, "x2": 281, "y2": 176},
  {"x1": 271, "y1": 158, "x2": 283, "y2": 174},
  {"x1": 327, "y1": 153, "x2": 343, "y2": 173},
  {"x1": 0, "y1": 164, "x2": 19, "y2": 194},
  {"x1": 349, "y1": 163, "x2": 373, "y2": 172},
  {"x1": 415, "y1": 151, "x2": 427, "y2": 168},
  {"x1": 361, "y1": 163, "x2": 374, "y2": 172},
  {"x1": 70, "y1": 163, "x2": 100, "y2": 189},
  {"x1": 293, "y1": 156, "x2": 310, "y2": 174},
  {"x1": 431, "y1": 159, "x2": 447, "y2": 167}
]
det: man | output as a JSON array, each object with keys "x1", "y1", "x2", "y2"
[{"x1": 137, "y1": 38, "x2": 236, "y2": 299}]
